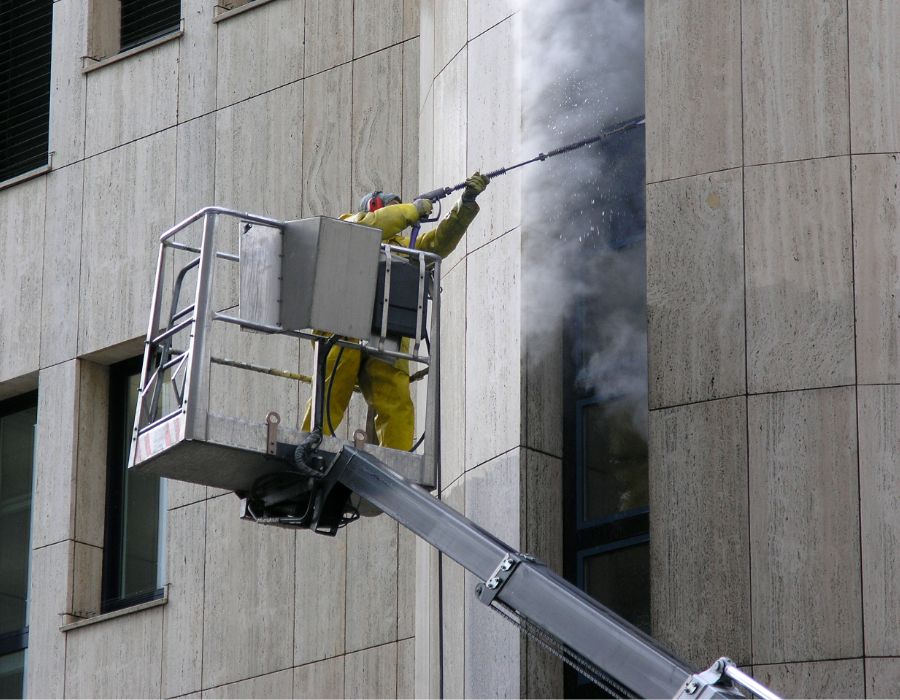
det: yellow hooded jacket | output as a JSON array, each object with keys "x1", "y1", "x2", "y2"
[{"x1": 302, "y1": 198, "x2": 480, "y2": 450}]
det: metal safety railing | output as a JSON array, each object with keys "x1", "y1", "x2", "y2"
[{"x1": 128, "y1": 206, "x2": 442, "y2": 476}]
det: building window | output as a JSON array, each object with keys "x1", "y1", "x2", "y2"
[
  {"x1": 88, "y1": 0, "x2": 181, "y2": 62},
  {"x1": 102, "y1": 357, "x2": 166, "y2": 613},
  {"x1": 0, "y1": 1, "x2": 52, "y2": 183},
  {"x1": 563, "y1": 117, "x2": 648, "y2": 696},
  {"x1": 0, "y1": 392, "x2": 37, "y2": 699}
]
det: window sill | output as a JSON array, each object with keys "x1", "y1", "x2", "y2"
[
  {"x1": 60, "y1": 590, "x2": 168, "y2": 632},
  {"x1": 0, "y1": 162, "x2": 52, "y2": 192},
  {"x1": 213, "y1": 0, "x2": 279, "y2": 23},
  {"x1": 82, "y1": 28, "x2": 184, "y2": 74}
]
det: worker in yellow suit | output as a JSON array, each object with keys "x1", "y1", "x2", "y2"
[{"x1": 301, "y1": 172, "x2": 490, "y2": 450}]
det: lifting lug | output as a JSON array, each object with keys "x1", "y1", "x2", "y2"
[{"x1": 266, "y1": 411, "x2": 280, "y2": 455}]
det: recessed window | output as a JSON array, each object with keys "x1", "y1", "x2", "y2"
[
  {"x1": 0, "y1": 1, "x2": 52, "y2": 183},
  {"x1": 0, "y1": 392, "x2": 38, "y2": 698},
  {"x1": 102, "y1": 357, "x2": 166, "y2": 613},
  {"x1": 88, "y1": 0, "x2": 181, "y2": 62}
]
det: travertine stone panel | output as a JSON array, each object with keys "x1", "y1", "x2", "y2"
[
  {"x1": 646, "y1": 0, "x2": 741, "y2": 182},
  {"x1": 80, "y1": 130, "x2": 177, "y2": 355},
  {"x1": 351, "y1": 46, "x2": 403, "y2": 208},
  {"x1": 178, "y1": 0, "x2": 217, "y2": 120},
  {"x1": 401, "y1": 39, "x2": 419, "y2": 201},
  {"x1": 866, "y1": 657, "x2": 900, "y2": 698},
  {"x1": 742, "y1": 0, "x2": 849, "y2": 165},
  {"x1": 467, "y1": 18, "x2": 520, "y2": 250},
  {"x1": 162, "y1": 502, "x2": 205, "y2": 698},
  {"x1": 203, "y1": 495, "x2": 295, "y2": 687},
  {"x1": 522, "y1": 286, "x2": 562, "y2": 457},
  {"x1": 302, "y1": 64, "x2": 352, "y2": 217},
  {"x1": 294, "y1": 528, "x2": 346, "y2": 665},
  {"x1": 852, "y1": 155, "x2": 900, "y2": 384},
  {"x1": 754, "y1": 659, "x2": 864, "y2": 700},
  {"x1": 403, "y1": 0, "x2": 418, "y2": 41},
  {"x1": 466, "y1": 230, "x2": 521, "y2": 468},
  {"x1": 858, "y1": 385, "x2": 900, "y2": 655},
  {"x1": 398, "y1": 522, "x2": 415, "y2": 639},
  {"x1": 64, "y1": 606, "x2": 164, "y2": 698},
  {"x1": 168, "y1": 479, "x2": 207, "y2": 510},
  {"x1": 431, "y1": 49, "x2": 467, "y2": 274},
  {"x1": 748, "y1": 387, "x2": 861, "y2": 663},
  {"x1": 33, "y1": 361, "x2": 77, "y2": 548},
  {"x1": 41, "y1": 163, "x2": 83, "y2": 367},
  {"x1": 304, "y1": 0, "x2": 352, "y2": 76},
  {"x1": 849, "y1": 1, "x2": 900, "y2": 153},
  {"x1": 434, "y1": 0, "x2": 466, "y2": 74},
  {"x1": 419, "y1": 0, "x2": 434, "y2": 104},
  {"x1": 469, "y1": 0, "x2": 516, "y2": 39},
  {"x1": 84, "y1": 41, "x2": 179, "y2": 156},
  {"x1": 72, "y1": 542, "x2": 102, "y2": 620},
  {"x1": 744, "y1": 158, "x2": 854, "y2": 393},
  {"x1": 175, "y1": 114, "x2": 216, "y2": 221},
  {"x1": 398, "y1": 637, "x2": 414, "y2": 698},
  {"x1": 202, "y1": 669, "x2": 293, "y2": 698},
  {"x1": 354, "y1": 0, "x2": 404, "y2": 58},
  {"x1": 216, "y1": 0, "x2": 304, "y2": 108},
  {"x1": 464, "y1": 452, "x2": 521, "y2": 698},
  {"x1": 345, "y1": 515, "x2": 398, "y2": 652},
  {"x1": 647, "y1": 169, "x2": 745, "y2": 408},
  {"x1": 215, "y1": 82, "x2": 304, "y2": 219},
  {"x1": 418, "y1": 89, "x2": 434, "y2": 208},
  {"x1": 523, "y1": 450, "x2": 562, "y2": 573},
  {"x1": 294, "y1": 657, "x2": 344, "y2": 699},
  {"x1": 650, "y1": 398, "x2": 750, "y2": 668},
  {"x1": 522, "y1": 450, "x2": 564, "y2": 698},
  {"x1": 25, "y1": 541, "x2": 71, "y2": 699},
  {"x1": 49, "y1": 0, "x2": 87, "y2": 166},
  {"x1": 344, "y1": 643, "x2": 398, "y2": 699},
  {"x1": 439, "y1": 263, "x2": 466, "y2": 490},
  {"x1": 74, "y1": 360, "x2": 108, "y2": 548},
  {"x1": 0, "y1": 177, "x2": 44, "y2": 383},
  {"x1": 440, "y1": 479, "x2": 465, "y2": 700},
  {"x1": 414, "y1": 535, "x2": 440, "y2": 699}
]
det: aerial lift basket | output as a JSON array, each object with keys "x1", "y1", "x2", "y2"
[{"x1": 127, "y1": 206, "x2": 441, "y2": 493}]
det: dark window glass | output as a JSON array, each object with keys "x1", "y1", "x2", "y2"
[
  {"x1": 0, "y1": 0, "x2": 52, "y2": 182},
  {"x1": 0, "y1": 392, "x2": 37, "y2": 699},
  {"x1": 102, "y1": 358, "x2": 164, "y2": 612},
  {"x1": 579, "y1": 397, "x2": 648, "y2": 523},
  {"x1": 581, "y1": 538, "x2": 650, "y2": 633},
  {"x1": 120, "y1": 0, "x2": 180, "y2": 52}
]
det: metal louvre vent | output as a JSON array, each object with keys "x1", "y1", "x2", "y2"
[
  {"x1": 0, "y1": 0, "x2": 52, "y2": 183},
  {"x1": 120, "y1": 0, "x2": 181, "y2": 52}
]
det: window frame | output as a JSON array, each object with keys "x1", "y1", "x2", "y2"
[{"x1": 101, "y1": 357, "x2": 166, "y2": 614}]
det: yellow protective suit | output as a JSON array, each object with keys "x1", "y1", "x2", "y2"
[{"x1": 301, "y1": 198, "x2": 479, "y2": 450}]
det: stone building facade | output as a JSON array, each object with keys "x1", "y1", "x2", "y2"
[{"x1": 0, "y1": 0, "x2": 898, "y2": 698}]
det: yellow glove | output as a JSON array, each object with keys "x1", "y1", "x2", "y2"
[
  {"x1": 462, "y1": 172, "x2": 490, "y2": 203},
  {"x1": 414, "y1": 198, "x2": 433, "y2": 219}
]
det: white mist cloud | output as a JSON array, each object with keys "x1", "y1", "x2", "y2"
[{"x1": 519, "y1": 0, "x2": 647, "y2": 411}]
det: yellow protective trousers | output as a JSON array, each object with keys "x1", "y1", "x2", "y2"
[{"x1": 301, "y1": 345, "x2": 414, "y2": 451}]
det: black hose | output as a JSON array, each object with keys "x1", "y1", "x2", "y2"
[{"x1": 325, "y1": 345, "x2": 345, "y2": 437}]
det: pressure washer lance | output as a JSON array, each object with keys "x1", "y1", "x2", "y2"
[{"x1": 409, "y1": 113, "x2": 646, "y2": 247}]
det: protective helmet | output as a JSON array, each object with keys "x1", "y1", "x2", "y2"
[{"x1": 358, "y1": 191, "x2": 400, "y2": 213}]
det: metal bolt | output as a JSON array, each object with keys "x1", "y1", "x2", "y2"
[
  {"x1": 685, "y1": 681, "x2": 698, "y2": 695},
  {"x1": 500, "y1": 557, "x2": 514, "y2": 571},
  {"x1": 486, "y1": 577, "x2": 500, "y2": 589}
]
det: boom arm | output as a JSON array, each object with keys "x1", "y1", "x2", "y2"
[{"x1": 249, "y1": 443, "x2": 778, "y2": 699}]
